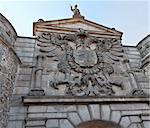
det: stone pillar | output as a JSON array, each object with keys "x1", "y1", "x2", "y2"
[
  {"x1": 28, "y1": 55, "x2": 45, "y2": 96},
  {"x1": 144, "y1": 64, "x2": 150, "y2": 86},
  {"x1": 123, "y1": 59, "x2": 138, "y2": 88},
  {"x1": 123, "y1": 59, "x2": 147, "y2": 96}
]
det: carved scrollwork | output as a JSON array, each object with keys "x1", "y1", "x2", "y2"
[
  {"x1": 37, "y1": 29, "x2": 124, "y2": 96},
  {"x1": 130, "y1": 89, "x2": 148, "y2": 96}
]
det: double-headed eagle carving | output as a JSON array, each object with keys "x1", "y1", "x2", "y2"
[{"x1": 37, "y1": 29, "x2": 124, "y2": 96}]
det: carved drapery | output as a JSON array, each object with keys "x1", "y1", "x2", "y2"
[{"x1": 36, "y1": 29, "x2": 126, "y2": 96}]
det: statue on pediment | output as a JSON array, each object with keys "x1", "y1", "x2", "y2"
[{"x1": 71, "y1": 5, "x2": 84, "y2": 19}]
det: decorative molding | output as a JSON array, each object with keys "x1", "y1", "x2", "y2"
[
  {"x1": 130, "y1": 89, "x2": 148, "y2": 97},
  {"x1": 22, "y1": 96, "x2": 150, "y2": 105}
]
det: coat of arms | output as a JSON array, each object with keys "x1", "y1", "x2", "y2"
[{"x1": 37, "y1": 29, "x2": 124, "y2": 96}]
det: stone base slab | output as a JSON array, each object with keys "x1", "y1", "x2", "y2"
[
  {"x1": 22, "y1": 96, "x2": 150, "y2": 105},
  {"x1": 28, "y1": 88, "x2": 45, "y2": 96}
]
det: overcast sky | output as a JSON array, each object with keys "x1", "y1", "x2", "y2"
[{"x1": 0, "y1": 0, "x2": 149, "y2": 46}]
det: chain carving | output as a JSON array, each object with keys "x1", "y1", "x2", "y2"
[{"x1": 37, "y1": 29, "x2": 124, "y2": 96}]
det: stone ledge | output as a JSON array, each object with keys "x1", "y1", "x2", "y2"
[{"x1": 22, "y1": 96, "x2": 150, "y2": 105}]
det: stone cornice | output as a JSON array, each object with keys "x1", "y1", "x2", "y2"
[
  {"x1": 22, "y1": 96, "x2": 150, "y2": 105},
  {"x1": 33, "y1": 17, "x2": 122, "y2": 39}
]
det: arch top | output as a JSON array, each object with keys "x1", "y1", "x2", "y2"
[
  {"x1": 0, "y1": 13, "x2": 21, "y2": 64},
  {"x1": 0, "y1": 13, "x2": 17, "y2": 48},
  {"x1": 0, "y1": 13, "x2": 17, "y2": 36},
  {"x1": 77, "y1": 120, "x2": 123, "y2": 128}
]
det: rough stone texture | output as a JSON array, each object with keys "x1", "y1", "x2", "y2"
[
  {"x1": 0, "y1": 14, "x2": 17, "y2": 47},
  {"x1": 15, "y1": 37, "x2": 35, "y2": 65},
  {"x1": 137, "y1": 35, "x2": 150, "y2": 95},
  {"x1": 22, "y1": 96, "x2": 150, "y2": 127},
  {"x1": 46, "y1": 119, "x2": 58, "y2": 128},
  {"x1": 0, "y1": 8, "x2": 150, "y2": 128},
  {"x1": 0, "y1": 14, "x2": 20, "y2": 128}
]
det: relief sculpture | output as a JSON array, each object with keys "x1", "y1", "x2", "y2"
[{"x1": 37, "y1": 29, "x2": 124, "y2": 96}]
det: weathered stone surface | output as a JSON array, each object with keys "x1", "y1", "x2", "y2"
[
  {"x1": 19, "y1": 57, "x2": 33, "y2": 63},
  {"x1": 9, "y1": 107, "x2": 27, "y2": 114},
  {"x1": 120, "y1": 117, "x2": 131, "y2": 128},
  {"x1": 15, "y1": 42, "x2": 35, "y2": 48},
  {"x1": 121, "y1": 110, "x2": 150, "y2": 115},
  {"x1": 26, "y1": 120, "x2": 45, "y2": 126},
  {"x1": 110, "y1": 103, "x2": 149, "y2": 110},
  {"x1": 77, "y1": 105, "x2": 91, "y2": 122},
  {"x1": 22, "y1": 96, "x2": 150, "y2": 104},
  {"x1": 7, "y1": 121, "x2": 23, "y2": 128},
  {"x1": 14, "y1": 86, "x2": 29, "y2": 94},
  {"x1": 141, "y1": 115, "x2": 150, "y2": 121},
  {"x1": 143, "y1": 121, "x2": 150, "y2": 128},
  {"x1": 46, "y1": 119, "x2": 58, "y2": 127},
  {"x1": 128, "y1": 124, "x2": 139, "y2": 128},
  {"x1": 1, "y1": 6, "x2": 150, "y2": 128},
  {"x1": 28, "y1": 113, "x2": 67, "y2": 118},
  {"x1": 15, "y1": 47, "x2": 34, "y2": 52},
  {"x1": 68, "y1": 112, "x2": 82, "y2": 126},
  {"x1": 39, "y1": 31, "x2": 125, "y2": 96},
  {"x1": 28, "y1": 106, "x2": 47, "y2": 113},
  {"x1": 15, "y1": 81, "x2": 30, "y2": 87},
  {"x1": 60, "y1": 119, "x2": 74, "y2": 128},
  {"x1": 101, "y1": 105, "x2": 111, "y2": 120},
  {"x1": 89, "y1": 104, "x2": 100, "y2": 119},
  {"x1": 8, "y1": 114, "x2": 26, "y2": 121},
  {"x1": 47, "y1": 105, "x2": 77, "y2": 112},
  {"x1": 110, "y1": 111, "x2": 121, "y2": 123},
  {"x1": 130, "y1": 116, "x2": 141, "y2": 123},
  {"x1": 16, "y1": 37, "x2": 36, "y2": 43},
  {"x1": 0, "y1": 28, "x2": 19, "y2": 127}
]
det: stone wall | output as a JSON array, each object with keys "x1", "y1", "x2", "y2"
[
  {"x1": 7, "y1": 31, "x2": 149, "y2": 128},
  {"x1": 0, "y1": 14, "x2": 20, "y2": 128},
  {"x1": 137, "y1": 35, "x2": 150, "y2": 89},
  {"x1": 0, "y1": 14, "x2": 17, "y2": 47},
  {"x1": 22, "y1": 97, "x2": 150, "y2": 128},
  {"x1": 0, "y1": 13, "x2": 149, "y2": 128},
  {"x1": 7, "y1": 37, "x2": 35, "y2": 128},
  {"x1": 123, "y1": 46, "x2": 149, "y2": 94}
]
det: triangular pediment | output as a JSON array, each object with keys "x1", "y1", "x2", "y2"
[
  {"x1": 50, "y1": 21, "x2": 104, "y2": 32},
  {"x1": 33, "y1": 18, "x2": 122, "y2": 38}
]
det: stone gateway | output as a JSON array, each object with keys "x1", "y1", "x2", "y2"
[{"x1": 0, "y1": 5, "x2": 150, "y2": 128}]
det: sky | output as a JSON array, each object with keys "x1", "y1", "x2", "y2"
[{"x1": 0, "y1": 0, "x2": 149, "y2": 46}]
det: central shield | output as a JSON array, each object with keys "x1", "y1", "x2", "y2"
[{"x1": 73, "y1": 47, "x2": 98, "y2": 67}]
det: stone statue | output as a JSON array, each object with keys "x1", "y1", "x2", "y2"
[{"x1": 71, "y1": 5, "x2": 84, "y2": 18}]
